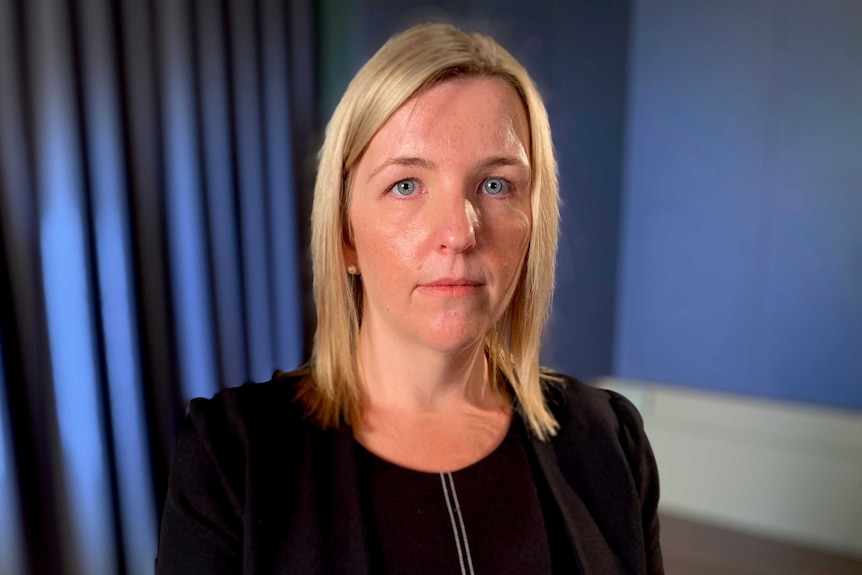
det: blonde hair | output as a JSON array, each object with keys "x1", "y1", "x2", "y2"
[{"x1": 301, "y1": 22, "x2": 561, "y2": 439}]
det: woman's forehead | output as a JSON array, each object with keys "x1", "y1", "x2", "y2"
[{"x1": 359, "y1": 77, "x2": 531, "y2": 176}]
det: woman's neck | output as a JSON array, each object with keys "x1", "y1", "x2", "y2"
[
  {"x1": 356, "y1": 326, "x2": 497, "y2": 413},
  {"x1": 354, "y1": 325, "x2": 512, "y2": 473}
]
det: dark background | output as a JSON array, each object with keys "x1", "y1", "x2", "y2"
[{"x1": 1, "y1": 0, "x2": 859, "y2": 573}]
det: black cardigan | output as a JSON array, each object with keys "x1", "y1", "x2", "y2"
[{"x1": 156, "y1": 371, "x2": 663, "y2": 574}]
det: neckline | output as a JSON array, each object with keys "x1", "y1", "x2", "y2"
[{"x1": 353, "y1": 416, "x2": 520, "y2": 476}]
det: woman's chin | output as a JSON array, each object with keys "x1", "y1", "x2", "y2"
[{"x1": 417, "y1": 322, "x2": 488, "y2": 356}]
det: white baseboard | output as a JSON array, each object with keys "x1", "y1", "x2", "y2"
[{"x1": 596, "y1": 377, "x2": 862, "y2": 559}]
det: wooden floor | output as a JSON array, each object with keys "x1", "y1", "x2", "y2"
[{"x1": 661, "y1": 514, "x2": 862, "y2": 575}]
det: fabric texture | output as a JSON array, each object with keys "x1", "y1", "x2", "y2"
[
  {"x1": 156, "y1": 371, "x2": 663, "y2": 574},
  {"x1": 355, "y1": 417, "x2": 554, "y2": 574}
]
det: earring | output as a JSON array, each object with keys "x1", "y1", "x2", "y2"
[{"x1": 346, "y1": 264, "x2": 358, "y2": 275}]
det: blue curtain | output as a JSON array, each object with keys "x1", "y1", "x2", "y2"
[{"x1": 0, "y1": 0, "x2": 316, "y2": 573}]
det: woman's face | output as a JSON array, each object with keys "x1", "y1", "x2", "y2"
[{"x1": 346, "y1": 77, "x2": 532, "y2": 354}]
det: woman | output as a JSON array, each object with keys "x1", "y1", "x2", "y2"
[{"x1": 157, "y1": 23, "x2": 663, "y2": 575}]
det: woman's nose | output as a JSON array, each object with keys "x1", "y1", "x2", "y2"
[{"x1": 435, "y1": 193, "x2": 478, "y2": 253}]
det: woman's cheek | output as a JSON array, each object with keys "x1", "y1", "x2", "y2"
[
  {"x1": 364, "y1": 215, "x2": 427, "y2": 272},
  {"x1": 497, "y1": 207, "x2": 531, "y2": 252}
]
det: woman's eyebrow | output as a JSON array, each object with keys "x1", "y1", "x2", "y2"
[
  {"x1": 367, "y1": 155, "x2": 530, "y2": 183},
  {"x1": 367, "y1": 156, "x2": 436, "y2": 182},
  {"x1": 475, "y1": 156, "x2": 530, "y2": 172}
]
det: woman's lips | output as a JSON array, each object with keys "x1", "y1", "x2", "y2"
[{"x1": 417, "y1": 278, "x2": 484, "y2": 296}]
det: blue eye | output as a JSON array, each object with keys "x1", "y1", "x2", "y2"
[
  {"x1": 391, "y1": 179, "x2": 417, "y2": 196},
  {"x1": 482, "y1": 177, "x2": 509, "y2": 195}
]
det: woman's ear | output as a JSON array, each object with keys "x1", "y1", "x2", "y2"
[
  {"x1": 342, "y1": 240, "x2": 358, "y2": 273},
  {"x1": 342, "y1": 188, "x2": 358, "y2": 271}
]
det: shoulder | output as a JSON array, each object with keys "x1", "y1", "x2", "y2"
[
  {"x1": 538, "y1": 368, "x2": 658, "y2": 495},
  {"x1": 186, "y1": 369, "x2": 309, "y2": 434},
  {"x1": 540, "y1": 368, "x2": 644, "y2": 440},
  {"x1": 539, "y1": 368, "x2": 661, "y2": 520},
  {"x1": 178, "y1": 370, "x2": 314, "y2": 478},
  {"x1": 158, "y1": 370, "x2": 318, "y2": 572},
  {"x1": 537, "y1": 369, "x2": 663, "y2": 573},
  {"x1": 167, "y1": 369, "x2": 316, "y2": 512}
]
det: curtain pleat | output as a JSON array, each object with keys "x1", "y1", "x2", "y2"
[
  {"x1": 192, "y1": 0, "x2": 248, "y2": 390},
  {"x1": 0, "y1": 0, "x2": 314, "y2": 573},
  {"x1": 116, "y1": 0, "x2": 181, "y2": 523},
  {"x1": 28, "y1": 0, "x2": 118, "y2": 573},
  {"x1": 158, "y1": 0, "x2": 220, "y2": 403},
  {"x1": 260, "y1": 0, "x2": 305, "y2": 372},
  {"x1": 0, "y1": 0, "x2": 66, "y2": 570},
  {"x1": 75, "y1": 0, "x2": 159, "y2": 571},
  {"x1": 0, "y1": 332, "x2": 26, "y2": 575},
  {"x1": 228, "y1": 0, "x2": 277, "y2": 383}
]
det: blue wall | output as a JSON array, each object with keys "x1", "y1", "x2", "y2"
[{"x1": 616, "y1": 0, "x2": 862, "y2": 408}]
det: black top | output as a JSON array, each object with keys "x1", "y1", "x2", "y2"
[
  {"x1": 355, "y1": 420, "x2": 553, "y2": 575},
  {"x1": 155, "y1": 370, "x2": 663, "y2": 574}
]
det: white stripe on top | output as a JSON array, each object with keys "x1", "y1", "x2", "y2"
[{"x1": 440, "y1": 472, "x2": 475, "y2": 575}]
